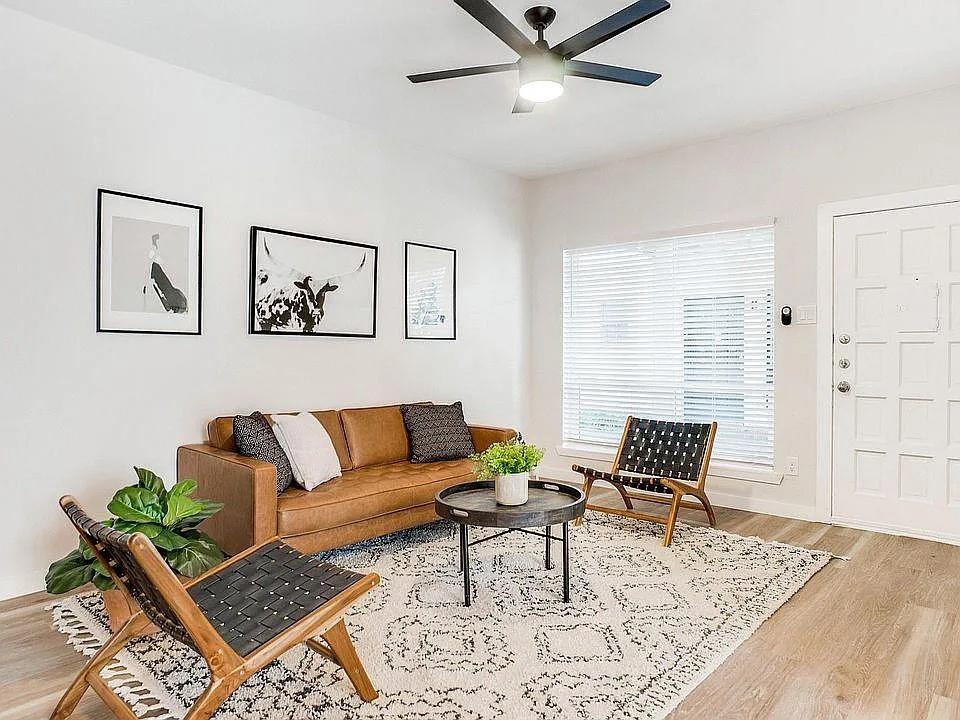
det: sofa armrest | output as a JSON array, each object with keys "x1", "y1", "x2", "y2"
[
  {"x1": 177, "y1": 444, "x2": 278, "y2": 556},
  {"x1": 469, "y1": 425, "x2": 518, "y2": 453}
]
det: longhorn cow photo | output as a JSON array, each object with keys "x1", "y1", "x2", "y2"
[{"x1": 249, "y1": 227, "x2": 378, "y2": 337}]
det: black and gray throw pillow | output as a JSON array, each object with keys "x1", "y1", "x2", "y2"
[
  {"x1": 400, "y1": 401, "x2": 476, "y2": 463},
  {"x1": 233, "y1": 412, "x2": 294, "y2": 494}
]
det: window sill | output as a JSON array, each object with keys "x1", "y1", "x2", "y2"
[{"x1": 556, "y1": 443, "x2": 783, "y2": 486}]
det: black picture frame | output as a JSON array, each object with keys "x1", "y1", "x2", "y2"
[
  {"x1": 404, "y1": 241, "x2": 457, "y2": 340},
  {"x1": 249, "y1": 226, "x2": 378, "y2": 338},
  {"x1": 96, "y1": 188, "x2": 203, "y2": 335}
]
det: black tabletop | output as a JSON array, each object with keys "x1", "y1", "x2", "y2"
[{"x1": 435, "y1": 480, "x2": 585, "y2": 528}]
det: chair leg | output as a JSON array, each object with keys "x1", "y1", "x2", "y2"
[
  {"x1": 574, "y1": 475, "x2": 595, "y2": 527},
  {"x1": 182, "y1": 676, "x2": 243, "y2": 720},
  {"x1": 662, "y1": 491, "x2": 684, "y2": 547},
  {"x1": 50, "y1": 613, "x2": 148, "y2": 720},
  {"x1": 612, "y1": 482, "x2": 634, "y2": 510},
  {"x1": 694, "y1": 489, "x2": 717, "y2": 526},
  {"x1": 321, "y1": 619, "x2": 378, "y2": 702}
]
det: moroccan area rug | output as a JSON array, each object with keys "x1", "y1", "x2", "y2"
[{"x1": 50, "y1": 512, "x2": 831, "y2": 720}]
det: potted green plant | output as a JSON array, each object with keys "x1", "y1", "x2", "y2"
[
  {"x1": 45, "y1": 467, "x2": 224, "y2": 631},
  {"x1": 471, "y1": 439, "x2": 545, "y2": 505}
]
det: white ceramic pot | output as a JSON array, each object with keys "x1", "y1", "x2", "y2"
[{"x1": 495, "y1": 471, "x2": 529, "y2": 505}]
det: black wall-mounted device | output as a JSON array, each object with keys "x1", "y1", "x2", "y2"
[{"x1": 781, "y1": 306, "x2": 792, "y2": 326}]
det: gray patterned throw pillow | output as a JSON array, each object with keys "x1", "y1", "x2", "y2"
[
  {"x1": 233, "y1": 412, "x2": 294, "y2": 494},
  {"x1": 400, "y1": 402, "x2": 476, "y2": 463}
]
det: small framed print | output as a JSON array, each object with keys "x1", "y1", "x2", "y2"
[
  {"x1": 405, "y1": 242, "x2": 456, "y2": 340},
  {"x1": 97, "y1": 189, "x2": 202, "y2": 335},
  {"x1": 250, "y1": 226, "x2": 378, "y2": 337}
]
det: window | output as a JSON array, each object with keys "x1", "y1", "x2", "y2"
[{"x1": 562, "y1": 225, "x2": 775, "y2": 467}]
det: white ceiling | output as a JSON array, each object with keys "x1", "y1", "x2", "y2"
[{"x1": 5, "y1": 0, "x2": 960, "y2": 178}]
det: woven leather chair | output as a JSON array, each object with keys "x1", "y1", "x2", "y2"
[
  {"x1": 51, "y1": 496, "x2": 380, "y2": 720},
  {"x1": 573, "y1": 417, "x2": 718, "y2": 546}
]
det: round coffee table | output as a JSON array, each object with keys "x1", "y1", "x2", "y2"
[{"x1": 435, "y1": 480, "x2": 586, "y2": 606}]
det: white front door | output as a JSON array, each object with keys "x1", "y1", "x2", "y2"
[{"x1": 832, "y1": 201, "x2": 960, "y2": 541}]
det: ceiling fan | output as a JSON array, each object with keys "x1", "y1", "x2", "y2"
[{"x1": 407, "y1": 0, "x2": 670, "y2": 113}]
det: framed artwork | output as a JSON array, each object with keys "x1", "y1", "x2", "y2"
[
  {"x1": 405, "y1": 242, "x2": 456, "y2": 340},
  {"x1": 97, "y1": 189, "x2": 202, "y2": 335},
  {"x1": 249, "y1": 226, "x2": 378, "y2": 337}
]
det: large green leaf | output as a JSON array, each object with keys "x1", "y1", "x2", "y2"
[
  {"x1": 165, "y1": 536, "x2": 223, "y2": 577},
  {"x1": 135, "y1": 467, "x2": 167, "y2": 500},
  {"x1": 114, "y1": 522, "x2": 164, "y2": 540},
  {"x1": 151, "y1": 527, "x2": 192, "y2": 551},
  {"x1": 92, "y1": 573, "x2": 115, "y2": 591},
  {"x1": 167, "y1": 479, "x2": 197, "y2": 499},
  {"x1": 78, "y1": 537, "x2": 95, "y2": 561},
  {"x1": 162, "y1": 494, "x2": 203, "y2": 527},
  {"x1": 45, "y1": 550, "x2": 97, "y2": 594},
  {"x1": 171, "y1": 499, "x2": 223, "y2": 531},
  {"x1": 108, "y1": 486, "x2": 163, "y2": 524}
]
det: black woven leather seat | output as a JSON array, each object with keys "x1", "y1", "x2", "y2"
[
  {"x1": 571, "y1": 465, "x2": 672, "y2": 494},
  {"x1": 188, "y1": 540, "x2": 365, "y2": 657}
]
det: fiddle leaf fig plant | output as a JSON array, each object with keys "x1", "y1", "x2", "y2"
[{"x1": 45, "y1": 467, "x2": 225, "y2": 594}]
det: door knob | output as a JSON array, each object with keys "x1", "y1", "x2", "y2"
[
  {"x1": 838, "y1": 333, "x2": 851, "y2": 344},
  {"x1": 836, "y1": 381, "x2": 851, "y2": 393}
]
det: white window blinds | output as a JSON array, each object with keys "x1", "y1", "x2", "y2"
[{"x1": 562, "y1": 225, "x2": 775, "y2": 467}]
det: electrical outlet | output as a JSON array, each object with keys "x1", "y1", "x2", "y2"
[{"x1": 785, "y1": 456, "x2": 799, "y2": 475}]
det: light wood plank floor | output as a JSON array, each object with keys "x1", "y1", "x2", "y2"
[{"x1": 3, "y1": 495, "x2": 959, "y2": 720}]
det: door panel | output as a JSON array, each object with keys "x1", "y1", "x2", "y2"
[{"x1": 833, "y1": 202, "x2": 960, "y2": 539}]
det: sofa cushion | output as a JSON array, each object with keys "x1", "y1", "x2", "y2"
[
  {"x1": 401, "y1": 401, "x2": 476, "y2": 463},
  {"x1": 340, "y1": 405, "x2": 412, "y2": 469},
  {"x1": 209, "y1": 410, "x2": 352, "y2": 470},
  {"x1": 276, "y1": 459, "x2": 474, "y2": 536}
]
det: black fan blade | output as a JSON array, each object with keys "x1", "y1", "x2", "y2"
[
  {"x1": 408, "y1": 63, "x2": 516, "y2": 83},
  {"x1": 565, "y1": 60, "x2": 661, "y2": 86},
  {"x1": 512, "y1": 96, "x2": 535, "y2": 113},
  {"x1": 551, "y1": 0, "x2": 670, "y2": 59},
  {"x1": 454, "y1": 0, "x2": 535, "y2": 56}
]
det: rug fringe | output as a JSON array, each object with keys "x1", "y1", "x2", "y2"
[{"x1": 48, "y1": 595, "x2": 185, "y2": 720}]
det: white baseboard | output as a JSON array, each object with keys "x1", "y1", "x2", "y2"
[
  {"x1": 829, "y1": 515, "x2": 960, "y2": 547},
  {"x1": 537, "y1": 466, "x2": 822, "y2": 523},
  {"x1": 0, "y1": 572, "x2": 42, "y2": 602}
]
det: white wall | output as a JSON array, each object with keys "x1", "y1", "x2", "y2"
[
  {"x1": 0, "y1": 8, "x2": 529, "y2": 599},
  {"x1": 527, "y1": 85, "x2": 960, "y2": 518}
]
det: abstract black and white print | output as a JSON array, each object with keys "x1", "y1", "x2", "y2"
[
  {"x1": 250, "y1": 227, "x2": 378, "y2": 337},
  {"x1": 97, "y1": 190, "x2": 202, "y2": 334},
  {"x1": 405, "y1": 242, "x2": 456, "y2": 339},
  {"x1": 110, "y1": 219, "x2": 189, "y2": 314},
  {"x1": 50, "y1": 513, "x2": 831, "y2": 720}
]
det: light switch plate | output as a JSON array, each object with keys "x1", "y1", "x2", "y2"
[{"x1": 795, "y1": 305, "x2": 817, "y2": 324}]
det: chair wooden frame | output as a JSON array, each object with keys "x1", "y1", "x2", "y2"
[
  {"x1": 573, "y1": 418, "x2": 718, "y2": 546},
  {"x1": 51, "y1": 496, "x2": 380, "y2": 720}
]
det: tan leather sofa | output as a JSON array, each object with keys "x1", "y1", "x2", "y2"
[{"x1": 177, "y1": 404, "x2": 515, "y2": 556}]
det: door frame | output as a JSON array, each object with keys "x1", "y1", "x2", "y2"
[{"x1": 816, "y1": 184, "x2": 960, "y2": 541}]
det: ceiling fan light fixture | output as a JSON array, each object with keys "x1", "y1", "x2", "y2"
[
  {"x1": 519, "y1": 79, "x2": 564, "y2": 103},
  {"x1": 517, "y1": 52, "x2": 565, "y2": 103}
]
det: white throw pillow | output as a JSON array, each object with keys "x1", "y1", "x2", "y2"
[{"x1": 271, "y1": 412, "x2": 342, "y2": 491}]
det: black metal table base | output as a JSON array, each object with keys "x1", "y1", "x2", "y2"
[{"x1": 457, "y1": 522, "x2": 571, "y2": 607}]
